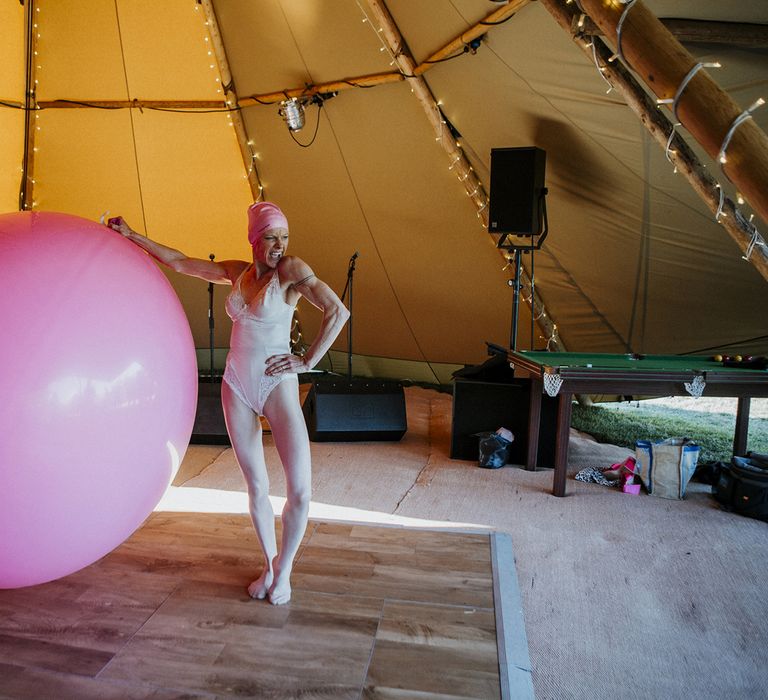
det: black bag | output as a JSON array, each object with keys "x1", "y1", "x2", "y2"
[
  {"x1": 713, "y1": 452, "x2": 768, "y2": 522},
  {"x1": 476, "y1": 430, "x2": 513, "y2": 469}
]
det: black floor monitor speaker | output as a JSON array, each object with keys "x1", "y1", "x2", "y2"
[
  {"x1": 489, "y1": 147, "x2": 546, "y2": 235},
  {"x1": 450, "y1": 378, "x2": 557, "y2": 466},
  {"x1": 302, "y1": 379, "x2": 407, "y2": 442},
  {"x1": 191, "y1": 379, "x2": 230, "y2": 445}
]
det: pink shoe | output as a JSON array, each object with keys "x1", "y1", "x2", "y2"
[
  {"x1": 621, "y1": 459, "x2": 641, "y2": 495},
  {"x1": 603, "y1": 456, "x2": 636, "y2": 482}
]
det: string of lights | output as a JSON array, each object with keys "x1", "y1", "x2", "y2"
[
  {"x1": 614, "y1": 0, "x2": 638, "y2": 67},
  {"x1": 196, "y1": 1, "x2": 265, "y2": 201},
  {"x1": 718, "y1": 97, "x2": 766, "y2": 165},
  {"x1": 355, "y1": 0, "x2": 399, "y2": 68}
]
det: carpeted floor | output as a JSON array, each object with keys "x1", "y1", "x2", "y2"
[{"x1": 174, "y1": 386, "x2": 768, "y2": 700}]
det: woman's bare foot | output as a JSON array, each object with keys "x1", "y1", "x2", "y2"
[
  {"x1": 247, "y1": 566, "x2": 273, "y2": 600},
  {"x1": 267, "y1": 559, "x2": 292, "y2": 605}
]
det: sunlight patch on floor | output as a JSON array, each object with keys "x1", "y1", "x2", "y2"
[{"x1": 155, "y1": 485, "x2": 490, "y2": 532}]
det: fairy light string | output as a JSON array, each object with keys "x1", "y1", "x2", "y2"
[
  {"x1": 615, "y1": 0, "x2": 637, "y2": 67},
  {"x1": 196, "y1": 0, "x2": 265, "y2": 201},
  {"x1": 718, "y1": 98, "x2": 766, "y2": 166}
]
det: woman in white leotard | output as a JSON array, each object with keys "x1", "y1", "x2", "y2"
[{"x1": 107, "y1": 202, "x2": 349, "y2": 605}]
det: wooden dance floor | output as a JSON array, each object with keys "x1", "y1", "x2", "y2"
[{"x1": 0, "y1": 512, "x2": 530, "y2": 699}]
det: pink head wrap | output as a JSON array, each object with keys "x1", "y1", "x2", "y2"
[{"x1": 247, "y1": 201, "x2": 288, "y2": 246}]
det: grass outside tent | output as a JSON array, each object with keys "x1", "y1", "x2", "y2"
[{"x1": 571, "y1": 397, "x2": 768, "y2": 464}]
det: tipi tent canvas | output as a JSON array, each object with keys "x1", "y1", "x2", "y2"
[{"x1": 3, "y1": 0, "x2": 766, "y2": 379}]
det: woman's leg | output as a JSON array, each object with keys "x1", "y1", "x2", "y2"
[
  {"x1": 262, "y1": 378, "x2": 311, "y2": 605},
  {"x1": 221, "y1": 381, "x2": 277, "y2": 599}
]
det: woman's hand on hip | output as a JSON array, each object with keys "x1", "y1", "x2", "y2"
[{"x1": 265, "y1": 353, "x2": 308, "y2": 376}]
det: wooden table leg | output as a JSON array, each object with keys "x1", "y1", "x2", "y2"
[
  {"x1": 733, "y1": 396, "x2": 751, "y2": 456},
  {"x1": 526, "y1": 380, "x2": 542, "y2": 471},
  {"x1": 552, "y1": 392, "x2": 573, "y2": 497}
]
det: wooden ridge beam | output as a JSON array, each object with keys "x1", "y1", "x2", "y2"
[
  {"x1": 35, "y1": 99, "x2": 225, "y2": 109},
  {"x1": 538, "y1": 0, "x2": 768, "y2": 282},
  {"x1": 574, "y1": 0, "x2": 768, "y2": 245},
  {"x1": 31, "y1": 71, "x2": 407, "y2": 110},
  {"x1": 661, "y1": 19, "x2": 768, "y2": 48},
  {"x1": 365, "y1": 0, "x2": 563, "y2": 351},
  {"x1": 579, "y1": 17, "x2": 768, "y2": 49},
  {"x1": 238, "y1": 71, "x2": 405, "y2": 106}
]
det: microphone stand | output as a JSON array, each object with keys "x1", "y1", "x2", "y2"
[
  {"x1": 340, "y1": 252, "x2": 358, "y2": 381},
  {"x1": 208, "y1": 253, "x2": 215, "y2": 382}
]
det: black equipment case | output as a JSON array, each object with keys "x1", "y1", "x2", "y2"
[{"x1": 713, "y1": 452, "x2": 768, "y2": 522}]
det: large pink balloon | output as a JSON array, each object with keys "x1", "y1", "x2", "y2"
[{"x1": 0, "y1": 211, "x2": 197, "y2": 588}]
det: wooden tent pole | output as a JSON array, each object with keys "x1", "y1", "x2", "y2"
[
  {"x1": 365, "y1": 0, "x2": 563, "y2": 351},
  {"x1": 36, "y1": 99, "x2": 226, "y2": 109},
  {"x1": 538, "y1": 0, "x2": 768, "y2": 282},
  {"x1": 32, "y1": 71, "x2": 406, "y2": 109},
  {"x1": 239, "y1": 71, "x2": 405, "y2": 105},
  {"x1": 580, "y1": 18, "x2": 768, "y2": 49},
  {"x1": 413, "y1": 0, "x2": 530, "y2": 75},
  {"x1": 200, "y1": 0, "x2": 264, "y2": 202},
  {"x1": 659, "y1": 19, "x2": 768, "y2": 48},
  {"x1": 573, "y1": 0, "x2": 768, "y2": 240}
]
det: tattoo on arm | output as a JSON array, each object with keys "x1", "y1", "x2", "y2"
[{"x1": 295, "y1": 274, "x2": 316, "y2": 287}]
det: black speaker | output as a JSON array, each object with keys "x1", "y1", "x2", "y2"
[
  {"x1": 302, "y1": 379, "x2": 407, "y2": 442},
  {"x1": 450, "y1": 378, "x2": 556, "y2": 466},
  {"x1": 191, "y1": 379, "x2": 230, "y2": 445},
  {"x1": 489, "y1": 147, "x2": 546, "y2": 235}
]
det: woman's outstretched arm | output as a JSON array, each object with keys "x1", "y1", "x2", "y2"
[{"x1": 107, "y1": 216, "x2": 245, "y2": 284}]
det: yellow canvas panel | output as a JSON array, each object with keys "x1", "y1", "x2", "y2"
[
  {"x1": 0, "y1": 111, "x2": 24, "y2": 213},
  {"x1": 213, "y1": 0, "x2": 314, "y2": 96},
  {"x1": 34, "y1": 0, "x2": 128, "y2": 101},
  {"x1": 276, "y1": 0, "x2": 396, "y2": 83},
  {"x1": 32, "y1": 109, "x2": 142, "y2": 220},
  {"x1": 35, "y1": 0, "x2": 222, "y2": 102},
  {"x1": 116, "y1": 0, "x2": 225, "y2": 101},
  {"x1": 0, "y1": 1, "x2": 24, "y2": 100},
  {"x1": 318, "y1": 83, "x2": 517, "y2": 363},
  {"x1": 128, "y1": 109, "x2": 253, "y2": 260},
  {"x1": 386, "y1": 0, "x2": 491, "y2": 64}
]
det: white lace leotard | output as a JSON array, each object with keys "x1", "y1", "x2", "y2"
[{"x1": 223, "y1": 264, "x2": 298, "y2": 415}]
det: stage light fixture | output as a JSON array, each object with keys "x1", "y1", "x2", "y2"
[{"x1": 279, "y1": 97, "x2": 305, "y2": 131}]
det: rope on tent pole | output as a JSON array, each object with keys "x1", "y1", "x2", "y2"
[
  {"x1": 113, "y1": 0, "x2": 149, "y2": 236},
  {"x1": 19, "y1": 0, "x2": 37, "y2": 212}
]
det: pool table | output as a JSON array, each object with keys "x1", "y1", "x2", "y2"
[{"x1": 507, "y1": 350, "x2": 768, "y2": 497}]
